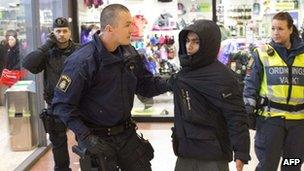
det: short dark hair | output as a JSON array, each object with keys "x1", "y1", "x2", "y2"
[
  {"x1": 5, "y1": 30, "x2": 18, "y2": 39},
  {"x1": 100, "y1": 4, "x2": 130, "y2": 30}
]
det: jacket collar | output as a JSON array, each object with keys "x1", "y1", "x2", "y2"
[{"x1": 92, "y1": 31, "x2": 123, "y2": 66}]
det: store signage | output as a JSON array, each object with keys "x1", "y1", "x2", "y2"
[
  {"x1": 199, "y1": 3, "x2": 211, "y2": 12},
  {"x1": 275, "y1": 2, "x2": 295, "y2": 10}
]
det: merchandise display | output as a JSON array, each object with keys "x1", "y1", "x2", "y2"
[
  {"x1": 83, "y1": 0, "x2": 103, "y2": 8},
  {"x1": 132, "y1": 33, "x2": 177, "y2": 75},
  {"x1": 76, "y1": 0, "x2": 304, "y2": 119},
  {"x1": 131, "y1": 14, "x2": 148, "y2": 38},
  {"x1": 152, "y1": 13, "x2": 177, "y2": 31},
  {"x1": 0, "y1": 0, "x2": 304, "y2": 169},
  {"x1": 218, "y1": 38, "x2": 253, "y2": 87}
]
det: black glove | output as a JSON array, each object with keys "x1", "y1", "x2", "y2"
[
  {"x1": 245, "y1": 105, "x2": 256, "y2": 130},
  {"x1": 78, "y1": 134, "x2": 115, "y2": 157},
  {"x1": 166, "y1": 74, "x2": 177, "y2": 91},
  {"x1": 38, "y1": 32, "x2": 57, "y2": 52}
]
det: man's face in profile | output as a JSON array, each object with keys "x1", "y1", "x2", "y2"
[
  {"x1": 186, "y1": 32, "x2": 200, "y2": 56},
  {"x1": 112, "y1": 11, "x2": 134, "y2": 45}
]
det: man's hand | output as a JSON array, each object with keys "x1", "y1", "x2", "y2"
[
  {"x1": 38, "y1": 32, "x2": 57, "y2": 52},
  {"x1": 236, "y1": 159, "x2": 244, "y2": 171},
  {"x1": 166, "y1": 73, "x2": 177, "y2": 91},
  {"x1": 78, "y1": 134, "x2": 115, "y2": 157}
]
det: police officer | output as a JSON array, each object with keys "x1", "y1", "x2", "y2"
[
  {"x1": 244, "y1": 12, "x2": 304, "y2": 171},
  {"x1": 22, "y1": 17, "x2": 79, "y2": 171},
  {"x1": 52, "y1": 4, "x2": 169, "y2": 171}
]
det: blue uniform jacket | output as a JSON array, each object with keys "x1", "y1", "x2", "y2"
[
  {"x1": 52, "y1": 33, "x2": 169, "y2": 139},
  {"x1": 244, "y1": 37, "x2": 304, "y2": 107}
]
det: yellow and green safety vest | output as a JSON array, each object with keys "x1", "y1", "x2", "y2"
[{"x1": 256, "y1": 44, "x2": 304, "y2": 120}]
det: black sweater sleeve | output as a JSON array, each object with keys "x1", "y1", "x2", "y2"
[{"x1": 22, "y1": 50, "x2": 47, "y2": 74}]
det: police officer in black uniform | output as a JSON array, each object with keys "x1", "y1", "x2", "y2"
[
  {"x1": 52, "y1": 4, "x2": 169, "y2": 171},
  {"x1": 22, "y1": 17, "x2": 79, "y2": 171}
]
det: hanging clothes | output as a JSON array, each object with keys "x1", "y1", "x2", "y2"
[{"x1": 131, "y1": 15, "x2": 148, "y2": 38}]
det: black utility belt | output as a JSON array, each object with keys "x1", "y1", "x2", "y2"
[
  {"x1": 89, "y1": 119, "x2": 136, "y2": 136},
  {"x1": 268, "y1": 101, "x2": 304, "y2": 112}
]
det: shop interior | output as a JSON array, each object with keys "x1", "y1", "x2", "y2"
[
  {"x1": 0, "y1": 0, "x2": 303, "y2": 170},
  {"x1": 78, "y1": 0, "x2": 214, "y2": 120}
]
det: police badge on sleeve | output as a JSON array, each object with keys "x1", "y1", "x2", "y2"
[{"x1": 56, "y1": 75, "x2": 71, "y2": 92}]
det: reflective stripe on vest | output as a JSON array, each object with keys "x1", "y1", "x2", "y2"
[{"x1": 257, "y1": 44, "x2": 304, "y2": 120}]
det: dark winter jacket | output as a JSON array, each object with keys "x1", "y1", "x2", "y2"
[
  {"x1": 0, "y1": 42, "x2": 7, "y2": 73},
  {"x1": 171, "y1": 20, "x2": 250, "y2": 163},
  {"x1": 22, "y1": 40, "x2": 79, "y2": 104},
  {"x1": 6, "y1": 42, "x2": 21, "y2": 70},
  {"x1": 244, "y1": 35, "x2": 304, "y2": 107}
]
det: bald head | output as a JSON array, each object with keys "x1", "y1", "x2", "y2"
[{"x1": 100, "y1": 4, "x2": 130, "y2": 30}]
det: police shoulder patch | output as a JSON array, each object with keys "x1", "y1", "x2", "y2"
[{"x1": 56, "y1": 75, "x2": 72, "y2": 92}]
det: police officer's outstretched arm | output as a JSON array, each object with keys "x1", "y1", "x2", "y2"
[
  {"x1": 22, "y1": 33, "x2": 57, "y2": 74},
  {"x1": 132, "y1": 53, "x2": 170, "y2": 98}
]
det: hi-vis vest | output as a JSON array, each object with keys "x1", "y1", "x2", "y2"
[{"x1": 256, "y1": 44, "x2": 304, "y2": 120}]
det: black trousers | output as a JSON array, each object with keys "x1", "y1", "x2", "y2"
[
  {"x1": 85, "y1": 129, "x2": 153, "y2": 171},
  {"x1": 174, "y1": 157, "x2": 229, "y2": 171},
  {"x1": 48, "y1": 119, "x2": 71, "y2": 171},
  {"x1": 255, "y1": 116, "x2": 304, "y2": 171}
]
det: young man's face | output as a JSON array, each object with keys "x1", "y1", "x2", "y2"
[
  {"x1": 186, "y1": 32, "x2": 200, "y2": 56},
  {"x1": 112, "y1": 11, "x2": 134, "y2": 45},
  {"x1": 271, "y1": 19, "x2": 292, "y2": 45},
  {"x1": 53, "y1": 27, "x2": 71, "y2": 44}
]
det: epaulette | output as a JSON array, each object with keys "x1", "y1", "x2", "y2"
[
  {"x1": 257, "y1": 44, "x2": 268, "y2": 53},
  {"x1": 257, "y1": 44, "x2": 275, "y2": 56}
]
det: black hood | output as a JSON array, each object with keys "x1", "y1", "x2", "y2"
[{"x1": 178, "y1": 20, "x2": 221, "y2": 69}]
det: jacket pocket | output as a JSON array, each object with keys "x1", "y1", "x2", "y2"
[
  {"x1": 183, "y1": 122, "x2": 216, "y2": 140},
  {"x1": 180, "y1": 122, "x2": 224, "y2": 159},
  {"x1": 180, "y1": 88, "x2": 213, "y2": 125}
]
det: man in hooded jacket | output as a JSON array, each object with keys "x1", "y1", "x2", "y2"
[{"x1": 169, "y1": 20, "x2": 250, "y2": 171}]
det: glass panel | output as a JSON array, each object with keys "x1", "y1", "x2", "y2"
[
  {"x1": 0, "y1": 0, "x2": 38, "y2": 170},
  {"x1": 39, "y1": 0, "x2": 63, "y2": 44}
]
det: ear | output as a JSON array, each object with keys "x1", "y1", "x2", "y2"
[
  {"x1": 105, "y1": 25, "x2": 113, "y2": 33},
  {"x1": 290, "y1": 26, "x2": 293, "y2": 35}
]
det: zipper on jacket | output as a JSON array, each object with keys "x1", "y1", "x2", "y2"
[
  {"x1": 181, "y1": 89, "x2": 191, "y2": 110},
  {"x1": 286, "y1": 65, "x2": 292, "y2": 104},
  {"x1": 121, "y1": 65, "x2": 126, "y2": 117}
]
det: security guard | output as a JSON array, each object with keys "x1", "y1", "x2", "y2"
[
  {"x1": 22, "y1": 17, "x2": 79, "y2": 171},
  {"x1": 52, "y1": 4, "x2": 169, "y2": 171},
  {"x1": 244, "y1": 12, "x2": 304, "y2": 171}
]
